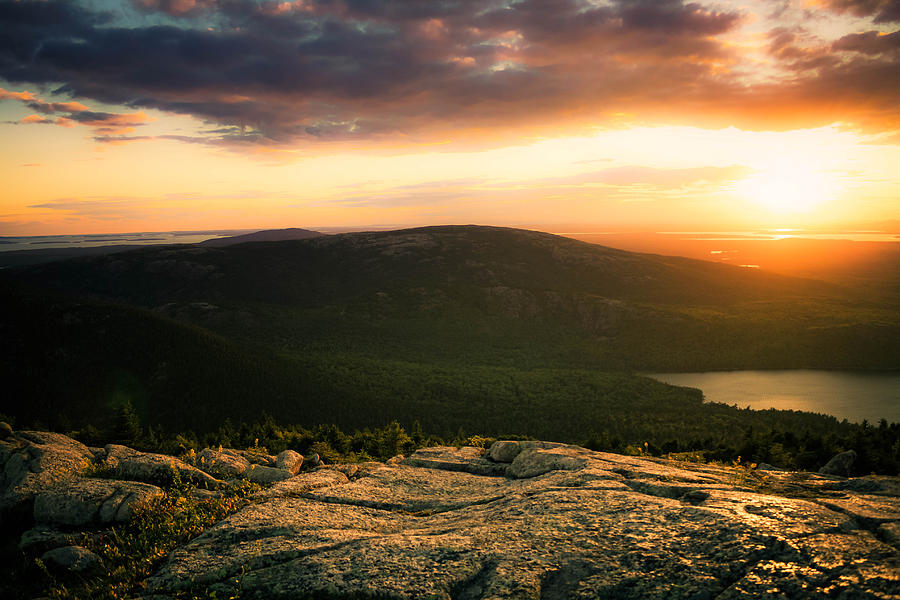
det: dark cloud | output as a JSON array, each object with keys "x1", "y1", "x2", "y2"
[
  {"x1": 0, "y1": 0, "x2": 898, "y2": 147},
  {"x1": 131, "y1": 0, "x2": 217, "y2": 17},
  {"x1": 616, "y1": 0, "x2": 740, "y2": 34},
  {"x1": 0, "y1": 0, "x2": 751, "y2": 144},
  {"x1": 815, "y1": 0, "x2": 900, "y2": 24},
  {"x1": 833, "y1": 30, "x2": 900, "y2": 54},
  {"x1": 1, "y1": 85, "x2": 150, "y2": 133}
]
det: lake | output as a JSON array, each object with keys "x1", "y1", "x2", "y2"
[{"x1": 646, "y1": 370, "x2": 900, "y2": 424}]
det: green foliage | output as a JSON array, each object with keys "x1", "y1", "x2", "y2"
[
  {"x1": 2, "y1": 227, "x2": 899, "y2": 483},
  {"x1": 39, "y1": 475, "x2": 261, "y2": 600},
  {"x1": 119, "y1": 412, "x2": 900, "y2": 477},
  {"x1": 3, "y1": 412, "x2": 898, "y2": 599},
  {"x1": 110, "y1": 399, "x2": 141, "y2": 447}
]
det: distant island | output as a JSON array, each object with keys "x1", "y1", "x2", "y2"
[{"x1": 0, "y1": 228, "x2": 326, "y2": 268}]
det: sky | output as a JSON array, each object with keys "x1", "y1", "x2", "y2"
[{"x1": 1, "y1": 0, "x2": 899, "y2": 236}]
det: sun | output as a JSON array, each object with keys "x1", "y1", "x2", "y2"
[{"x1": 737, "y1": 160, "x2": 838, "y2": 215}]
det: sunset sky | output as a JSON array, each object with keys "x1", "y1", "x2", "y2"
[{"x1": 1, "y1": 0, "x2": 899, "y2": 236}]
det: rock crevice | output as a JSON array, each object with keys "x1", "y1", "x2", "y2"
[
  {"x1": 2, "y1": 428, "x2": 897, "y2": 599},
  {"x1": 144, "y1": 442, "x2": 900, "y2": 599}
]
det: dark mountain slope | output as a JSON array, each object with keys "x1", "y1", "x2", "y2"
[
  {"x1": 0, "y1": 282, "x2": 876, "y2": 448},
  {"x1": 199, "y1": 227, "x2": 324, "y2": 247},
  {"x1": 0, "y1": 282, "x2": 304, "y2": 431},
  {"x1": 0, "y1": 281, "x2": 731, "y2": 438},
  {"x1": 9, "y1": 225, "x2": 895, "y2": 371},
  {"x1": 2, "y1": 226, "x2": 898, "y2": 445},
  {"x1": 16, "y1": 225, "x2": 830, "y2": 307}
]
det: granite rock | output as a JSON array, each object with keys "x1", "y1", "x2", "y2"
[
  {"x1": 0, "y1": 430, "x2": 95, "y2": 523},
  {"x1": 34, "y1": 477, "x2": 163, "y2": 527},
  {"x1": 487, "y1": 440, "x2": 522, "y2": 463},
  {"x1": 275, "y1": 450, "x2": 303, "y2": 475},
  {"x1": 197, "y1": 448, "x2": 251, "y2": 478},
  {"x1": 146, "y1": 442, "x2": 900, "y2": 599},
  {"x1": 104, "y1": 444, "x2": 224, "y2": 488},
  {"x1": 41, "y1": 545, "x2": 101, "y2": 573},
  {"x1": 819, "y1": 449, "x2": 857, "y2": 477},
  {"x1": 244, "y1": 464, "x2": 293, "y2": 484},
  {"x1": 236, "y1": 450, "x2": 277, "y2": 467},
  {"x1": 403, "y1": 446, "x2": 507, "y2": 476},
  {"x1": 19, "y1": 527, "x2": 74, "y2": 553}
]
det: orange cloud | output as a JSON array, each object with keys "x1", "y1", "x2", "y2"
[
  {"x1": 20, "y1": 114, "x2": 50, "y2": 124},
  {"x1": 72, "y1": 111, "x2": 153, "y2": 135},
  {"x1": 1, "y1": 87, "x2": 151, "y2": 135},
  {"x1": 0, "y1": 88, "x2": 36, "y2": 102},
  {"x1": 2, "y1": 0, "x2": 899, "y2": 152}
]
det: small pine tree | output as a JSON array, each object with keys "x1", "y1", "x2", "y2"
[
  {"x1": 410, "y1": 420, "x2": 425, "y2": 446},
  {"x1": 110, "y1": 399, "x2": 141, "y2": 446}
]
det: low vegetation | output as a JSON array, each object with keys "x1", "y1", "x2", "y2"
[
  {"x1": 1, "y1": 413, "x2": 897, "y2": 599},
  {"x1": 3, "y1": 463, "x2": 260, "y2": 600}
]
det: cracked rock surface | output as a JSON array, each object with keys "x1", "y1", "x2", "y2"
[
  {"x1": 146, "y1": 441, "x2": 900, "y2": 599},
  {"x1": 0, "y1": 430, "x2": 95, "y2": 523}
]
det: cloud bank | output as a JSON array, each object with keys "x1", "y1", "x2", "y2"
[{"x1": 1, "y1": 0, "x2": 898, "y2": 148}]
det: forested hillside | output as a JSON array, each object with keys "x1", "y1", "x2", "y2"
[{"x1": 2, "y1": 226, "x2": 898, "y2": 474}]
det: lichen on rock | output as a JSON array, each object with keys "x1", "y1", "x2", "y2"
[{"x1": 144, "y1": 441, "x2": 900, "y2": 599}]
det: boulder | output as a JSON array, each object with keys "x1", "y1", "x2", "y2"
[
  {"x1": 488, "y1": 440, "x2": 522, "y2": 463},
  {"x1": 191, "y1": 488, "x2": 224, "y2": 501},
  {"x1": 275, "y1": 450, "x2": 303, "y2": 475},
  {"x1": 819, "y1": 450, "x2": 857, "y2": 477},
  {"x1": 0, "y1": 421, "x2": 12, "y2": 439},
  {"x1": 244, "y1": 464, "x2": 293, "y2": 484},
  {"x1": 404, "y1": 446, "x2": 508, "y2": 476},
  {"x1": 19, "y1": 527, "x2": 74, "y2": 553},
  {"x1": 34, "y1": 478, "x2": 163, "y2": 527},
  {"x1": 304, "y1": 452, "x2": 321, "y2": 468},
  {"x1": 507, "y1": 445, "x2": 589, "y2": 478},
  {"x1": 146, "y1": 443, "x2": 900, "y2": 600},
  {"x1": 756, "y1": 462, "x2": 786, "y2": 472},
  {"x1": 41, "y1": 545, "x2": 101, "y2": 573},
  {"x1": 236, "y1": 450, "x2": 277, "y2": 467},
  {"x1": 197, "y1": 448, "x2": 250, "y2": 478},
  {"x1": 105, "y1": 444, "x2": 224, "y2": 488},
  {"x1": 1, "y1": 431, "x2": 95, "y2": 522}
]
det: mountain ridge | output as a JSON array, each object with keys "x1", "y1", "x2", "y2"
[
  {"x1": 198, "y1": 227, "x2": 324, "y2": 247},
  {"x1": 14, "y1": 224, "x2": 836, "y2": 306},
  {"x1": 2, "y1": 224, "x2": 897, "y2": 444}
]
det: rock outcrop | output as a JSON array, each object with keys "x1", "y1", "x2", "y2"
[
  {"x1": 104, "y1": 444, "x2": 224, "y2": 488},
  {"x1": 146, "y1": 441, "x2": 900, "y2": 599},
  {"x1": 819, "y1": 449, "x2": 857, "y2": 477},
  {"x1": 34, "y1": 478, "x2": 163, "y2": 527},
  {"x1": 0, "y1": 430, "x2": 95, "y2": 523},
  {"x1": 3, "y1": 429, "x2": 898, "y2": 599},
  {"x1": 275, "y1": 450, "x2": 303, "y2": 475},
  {"x1": 196, "y1": 448, "x2": 251, "y2": 478},
  {"x1": 41, "y1": 545, "x2": 102, "y2": 573}
]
